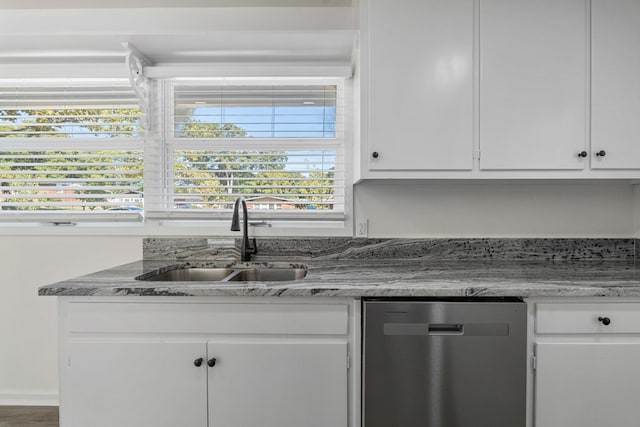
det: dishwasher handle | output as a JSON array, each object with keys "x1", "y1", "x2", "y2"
[
  {"x1": 383, "y1": 322, "x2": 510, "y2": 337},
  {"x1": 428, "y1": 323, "x2": 464, "y2": 335}
]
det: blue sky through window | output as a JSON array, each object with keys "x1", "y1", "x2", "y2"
[
  {"x1": 181, "y1": 105, "x2": 337, "y2": 139},
  {"x1": 175, "y1": 103, "x2": 338, "y2": 173}
]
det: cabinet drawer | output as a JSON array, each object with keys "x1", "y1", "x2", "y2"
[
  {"x1": 68, "y1": 301, "x2": 349, "y2": 335},
  {"x1": 536, "y1": 303, "x2": 640, "y2": 334}
]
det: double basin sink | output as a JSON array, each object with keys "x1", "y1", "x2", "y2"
[{"x1": 137, "y1": 265, "x2": 307, "y2": 282}]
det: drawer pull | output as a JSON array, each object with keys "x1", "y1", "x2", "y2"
[{"x1": 598, "y1": 316, "x2": 611, "y2": 326}]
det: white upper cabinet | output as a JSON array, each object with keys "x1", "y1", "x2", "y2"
[
  {"x1": 479, "y1": 0, "x2": 588, "y2": 170},
  {"x1": 357, "y1": 0, "x2": 640, "y2": 179},
  {"x1": 361, "y1": 0, "x2": 474, "y2": 175},
  {"x1": 591, "y1": 0, "x2": 640, "y2": 170}
]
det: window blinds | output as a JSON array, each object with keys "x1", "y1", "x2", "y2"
[
  {"x1": 170, "y1": 148, "x2": 342, "y2": 212},
  {"x1": 154, "y1": 80, "x2": 346, "y2": 218},
  {"x1": 0, "y1": 79, "x2": 143, "y2": 220},
  {"x1": 0, "y1": 78, "x2": 349, "y2": 224},
  {"x1": 173, "y1": 83, "x2": 339, "y2": 138}
]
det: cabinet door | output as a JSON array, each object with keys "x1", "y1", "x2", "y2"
[
  {"x1": 366, "y1": 0, "x2": 474, "y2": 171},
  {"x1": 535, "y1": 342, "x2": 640, "y2": 427},
  {"x1": 68, "y1": 340, "x2": 208, "y2": 427},
  {"x1": 591, "y1": 0, "x2": 640, "y2": 169},
  {"x1": 480, "y1": 0, "x2": 588, "y2": 170},
  {"x1": 208, "y1": 340, "x2": 348, "y2": 427}
]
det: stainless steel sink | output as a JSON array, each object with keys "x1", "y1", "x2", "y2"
[
  {"x1": 137, "y1": 266, "x2": 307, "y2": 282},
  {"x1": 225, "y1": 268, "x2": 307, "y2": 282},
  {"x1": 143, "y1": 268, "x2": 234, "y2": 282}
]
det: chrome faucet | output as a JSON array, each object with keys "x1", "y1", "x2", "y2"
[{"x1": 231, "y1": 197, "x2": 257, "y2": 262}]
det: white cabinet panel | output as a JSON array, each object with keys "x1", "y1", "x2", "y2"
[
  {"x1": 535, "y1": 342, "x2": 640, "y2": 427},
  {"x1": 69, "y1": 341, "x2": 208, "y2": 427},
  {"x1": 536, "y1": 302, "x2": 640, "y2": 334},
  {"x1": 591, "y1": 0, "x2": 640, "y2": 170},
  {"x1": 366, "y1": 0, "x2": 474, "y2": 171},
  {"x1": 480, "y1": 0, "x2": 588, "y2": 170},
  {"x1": 68, "y1": 301, "x2": 348, "y2": 335},
  {"x1": 208, "y1": 341, "x2": 348, "y2": 427},
  {"x1": 59, "y1": 298, "x2": 357, "y2": 427}
]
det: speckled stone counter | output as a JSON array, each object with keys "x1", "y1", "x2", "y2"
[{"x1": 38, "y1": 238, "x2": 640, "y2": 298}]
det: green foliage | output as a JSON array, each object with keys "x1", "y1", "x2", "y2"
[
  {"x1": 0, "y1": 108, "x2": 143, "y2": 211},
  {"x1": 0, "y1": 150, "x2": 143, "y2": 211},
  {"x1": 177, "y1": 119, "x2": 246, "y2": 139},
  {"x1": 0, "y1": 113, "x2": 336, "y2": 212},
  {"x1": 0, "y1": 108, "x2": 141, "y2": 139},
  {"x1": 178, "y1": 120, "x2": 286, "y2": 203}
]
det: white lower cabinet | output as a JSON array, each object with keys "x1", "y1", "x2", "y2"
[
  {"x1": 531, "y1": 299, "x2": 640, "y2": 427},
  {"x1": 208, "y1": 341, "x2": 347, "y2": 427},
  {"x1": 59, "y1": 297, "x2": 358, "y2": 427},
  {"x1": 69, "y1": 341, "x2": 208, "y2": 427},
  {"x1": 535, "y1": 342, "x2": 640, "y2": 427}
]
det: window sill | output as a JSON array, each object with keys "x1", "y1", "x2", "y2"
[{"x1": 0, "y1": 217, "x2": 352, "y2": 237}]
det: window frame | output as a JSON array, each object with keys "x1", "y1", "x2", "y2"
[
  {"x1": 146, "y1": 78, "x2": 350, "y2": 222},
  {"x1": 0, "y1": 78, "x2": 145, "y2": 224},
  {"x1": 0, "y1": 76, "x2": 354, "y2": 237}
]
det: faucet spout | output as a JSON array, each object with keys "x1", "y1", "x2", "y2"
[{"x1": 231, "y1": 197, "x2": 257, "y2": 262}]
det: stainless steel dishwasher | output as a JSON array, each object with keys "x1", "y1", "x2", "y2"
[{"x1": 363, "y1": 298, "x2": 527, "y2": 427}]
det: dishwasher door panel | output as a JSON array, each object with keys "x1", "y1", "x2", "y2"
[{"x1": 363, "y1": 300, "x2": 527, "y2": 427}]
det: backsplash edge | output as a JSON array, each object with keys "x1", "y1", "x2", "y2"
[{"x1": 143, "y1": 238, "x2": 637, "y2": 262}]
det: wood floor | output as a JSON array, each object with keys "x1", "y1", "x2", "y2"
[{"x1": 0, "y1": 407, "x2": 59, "y2": 427}]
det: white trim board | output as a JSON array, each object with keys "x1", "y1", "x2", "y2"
[{"x1": 0, "y1": 391, "x2": 59, "y2": 407}]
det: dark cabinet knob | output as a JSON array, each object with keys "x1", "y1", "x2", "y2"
[
  {"x1": 596, "y1": 150, "x2": 606, "y2": 157},
  {"x1": 578, "y1": 151, "x2": 588, "y2": 158},
  {"x1": 207, "y1": 358, "x2": 217, "y2": 367},
  {"x1": 598, "y1": 316, "x2": 611, "y2": 326},
  {"x1": 372, "y1": 151, "x2": 379, "y2": 159},
  {"x1": 194, "y1": 358, "x2": 204, "y2": 367}
]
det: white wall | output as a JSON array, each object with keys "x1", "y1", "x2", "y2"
[
  {"x1": 0, "y1": 236, "x2": 141, "y2": 405},
  {"x1": 355, "y1": 181, "x2": 636, "y2": 238}
]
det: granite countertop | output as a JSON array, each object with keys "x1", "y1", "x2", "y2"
[{"x1": 38, "y1": 258, "x2": 640, "y2": 298}]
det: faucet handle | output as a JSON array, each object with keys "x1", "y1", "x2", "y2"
[{"x1": 250, "y1": 238, "x2": 258, "y2": 255}]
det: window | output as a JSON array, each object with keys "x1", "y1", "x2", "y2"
[
  {"x1": 147, "y1": 79, "x2": 346, "y2": 220},
  {"x1": 0, "y1": 76, "x2": 351, "y2": 230},
  {"x1": 0, "y1": 79, "x2": 143, "y2": 222}
]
